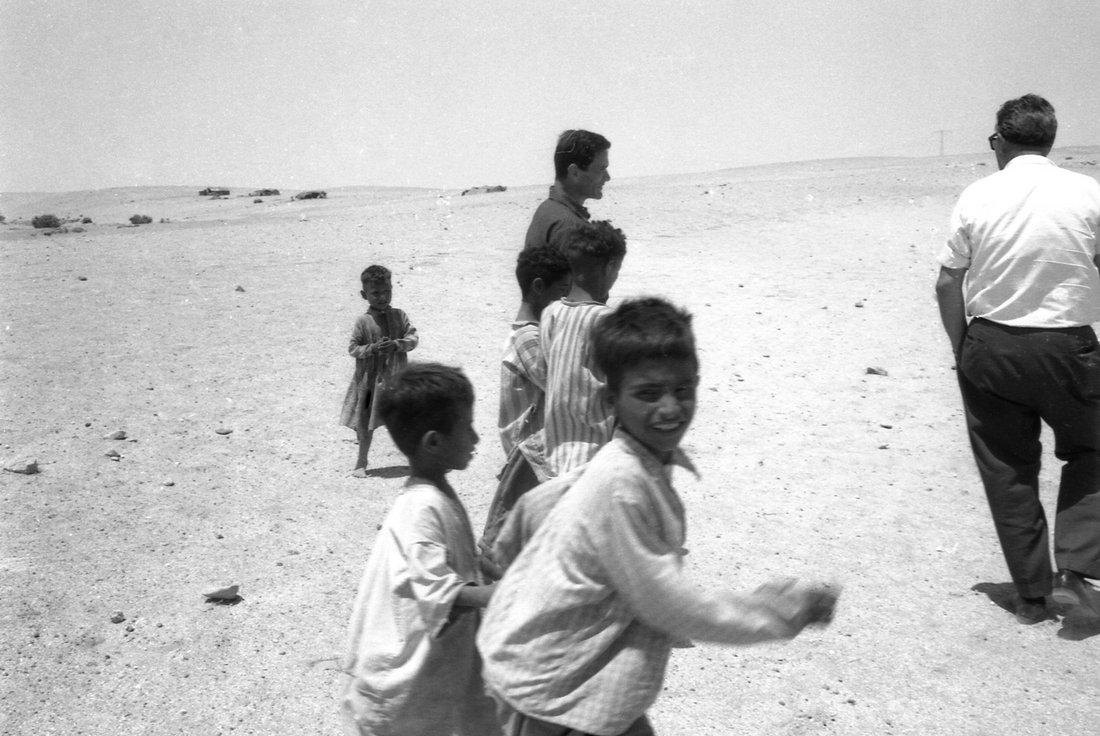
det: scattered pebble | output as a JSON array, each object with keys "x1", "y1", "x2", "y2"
[
  {"x1": 103, "y1": 429, "x2": 126, "y2": 440},
  {"x1": 203, "y1": 583, "x2": 241, "y2": 602},
  {"x1": 110, "y1": 611, "x2": 125, "y2": 624},
  {"x1": 105, "y1": 449, "x2": 121, "y2": 460},
  {"x1": 866, "y1": 367, "x2": 888, "y2": 376},
  {"x1": 78, "y1": 276, "x2": 87, "y2": 281},
  {"x1": 235, "y1": 285, "x2": 245, "y2": 292},
  {"x1": 854, "y1": 301, "x2": 865, "y2": 308},
  {"x1": 162, "y1": 479, "x2": 175, "y2": 487},
  {"x1": 215, "y1": 428, "x2": 233, "y2": 435},
  {"x1": 3, "y1": 457, "x2": 39, "y2": 475}
]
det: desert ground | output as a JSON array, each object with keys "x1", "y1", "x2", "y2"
[{"x1": 3, "y1": 150, "x2": 1100, "y2": 736}]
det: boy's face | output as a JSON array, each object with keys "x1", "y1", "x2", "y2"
[
  {"x1": 610, "y1": 357, "x2": 698, "y2": 463},
  {"x1": 437, "y1": 404, "x2": 479, "y2": 471},
  {"x1": 361, "y1": 280, "x2": 392, "y2": 311}
]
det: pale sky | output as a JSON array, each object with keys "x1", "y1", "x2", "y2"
[{"x1": 2, "y1": 0, "x2": 1099, "y2": 192}]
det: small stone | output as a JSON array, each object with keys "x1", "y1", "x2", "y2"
[
  {"x1": 215, "y1": 428, "x2": 233, "y2": 436},
  {"x1": 203, "y1": 583, "x2": 241, "y2": 601},
  {"x1": 865, "y1": 367, "x2": 888, "y2": 376},
  {"x1": 78, "y1": 276, "x2": 87, "y2": 281},
  {"x1": 105, "y1": 449, "x2": 121, "y2": 460},
  {"x1": 110, "y1": 611, "x2": 125, "y2": 624},
  {"x1": 162, "y1": 479, "x2": 175, "y2": 487},
  {"x1": 235, "y1": 285, "x2": 245, "y2": 292},
  {"x1": 4, "y1": 457, "x2": 39, "y2": 475},
  {"x1": 855, "y1": 301, "x2": 865, "y2": 308},
  {"x1": 103, "y1": 430, "x2": 127, "y2": 440}
]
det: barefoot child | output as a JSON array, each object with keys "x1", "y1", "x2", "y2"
[
  {"x1": 340, "y1": 363, "x2": 500, "y2": 736},
  {"x1": 478, "y1": 297, "x2": 840, "y2": 736},
  {"x1": 479, "y1": 245, "x2": 571, "y2": 575},
  {"x1": 339, "y1": 265, "x2": 418, "y2": 476}
]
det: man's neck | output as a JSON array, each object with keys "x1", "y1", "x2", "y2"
[{"x1": 552, "y1": 180, "x2": 586, "y2": 208}]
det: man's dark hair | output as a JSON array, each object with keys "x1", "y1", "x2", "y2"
[
  {"x1": 553, "y1": 129, "x2": 611, "y2": 181},
  {"x1": 378, "y1": 363, "x2": 474, "y2": 457},
  {"x1": 516, "y1": 245, "x2": 570, "y2": 299},
  {"x1": 996, "y1": 94, "x2": 1057, "y2": 148},
  {"x1": 591, "y1": 297, "x2": 698, "y2": 394},
  {"x1": 564, "y1": 220, "x2": 626, "y2": 270},
  {"x1": 360, "y1": 264, "x2": 392, "y2": 286}
]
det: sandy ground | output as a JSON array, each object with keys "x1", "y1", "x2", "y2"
[{"x1": 3, "y1": 151, "x2": 1100, "y2": 736}]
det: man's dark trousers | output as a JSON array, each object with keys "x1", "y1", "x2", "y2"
[{"x1": 958, "y1": 317, "x2": 1100, "y2": 598}]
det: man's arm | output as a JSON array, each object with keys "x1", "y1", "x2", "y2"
[{"x1": 935, "y1": 266, "x2": 969, "y2": 359}]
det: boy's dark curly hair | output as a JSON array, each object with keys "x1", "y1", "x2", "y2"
[
  {"x1": 516, "y1": 245, "x2": 571, "y2": 299},
  {"x1": 591, "y1": 297, "x2": 697, "y2": 393}
]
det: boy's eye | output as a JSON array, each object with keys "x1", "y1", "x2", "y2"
[{"x1": 634, "y1": 388, "x2": 663, "y2": 402}]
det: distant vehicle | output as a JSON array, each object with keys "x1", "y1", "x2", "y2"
[
  {"x1": 293, "y1": 190, "x2": 327, "y2": 200},
  {"x1": 199, "y1": 188, "x2": 230, "y2": 196},
  {"x1": 248, "y1": 189, "x2": 280, "y2": 197}
]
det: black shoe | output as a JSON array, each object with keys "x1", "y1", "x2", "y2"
[
  {"x1": 1015, "y1": 596, "x2": 1050, "y2": 625},
  {"x1": 1052, "y1": 570, "x2": 1091, "y2": 609}
]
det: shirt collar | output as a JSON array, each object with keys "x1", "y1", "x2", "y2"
[
  {"x1": 548, "y1": 182, "x2": 590, "y2": 220},
  {"x1": 614, "y1": 428, "x2": 699, "y2": 479},
  {"x1": 1004, "y1": 154, "x2": 1053, "y2": 169}
]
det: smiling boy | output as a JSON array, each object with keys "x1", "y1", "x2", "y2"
[{"x1": 477, "y1": 298, "x2": 839, "y2": 736}]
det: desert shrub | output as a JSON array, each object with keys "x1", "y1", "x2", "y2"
[
  {"x1": 32, "y1": 214, "x2": 61, "y2": 229},
  {"x1": 0, "y1": 214, "x2": 6, "y2": 224},
  {"x1": 81, "y1": 217, "x2": 92, "y2": 224},
  {"x1": 130, "y1": 214, "x2": 153, "y2": 225},
  {"x1": 253, "y1": 198, "x2": 263, "y2": 204}
]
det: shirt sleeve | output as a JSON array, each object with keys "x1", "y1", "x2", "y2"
[
  {"x1": 512, "y1": 326, "x2": 546, "y2": 390},
  {"x1": 348, "y1": 316, "x2": 376, "y2": 358},
  {"x1": 598, "y1": 485, "x2": 802, "y2": 645},
  {"x1": 393, "y1": 501, "x2": 471, "y2": 638},
  {"x1": 938, "y1": 195, "x2": 973, "y2": 269},
  {"x1": 393, "y1": 311, "x2": 419, "y2": 353}
]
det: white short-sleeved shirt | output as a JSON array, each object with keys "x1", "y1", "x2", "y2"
[{"x1": 938, "y1": 155, "x2": 1100, "y2": 327}]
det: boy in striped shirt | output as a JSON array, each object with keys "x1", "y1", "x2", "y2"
[
  {"x1": 541, "y1": 220, "x2": 627, "y2": 477},
  {"x1": 479, "y1": 245, "x2": 572, "y2": 576}
]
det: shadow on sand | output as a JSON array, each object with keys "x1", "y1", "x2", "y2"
[
  {"x1": 364, "y1": 465, "x2": 408, "y2": 479},
  {"x1": 972, "y1": 581, "x2": 1100, "y2": 639}
]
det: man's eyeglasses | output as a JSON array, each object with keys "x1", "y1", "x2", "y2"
[{"x1": 988, "y1": 133, "x2": 1000, "y2": 150}]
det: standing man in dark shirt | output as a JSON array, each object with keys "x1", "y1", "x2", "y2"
[{"x1": 525, "y1": 129, "x2": 611, "y2": 251}]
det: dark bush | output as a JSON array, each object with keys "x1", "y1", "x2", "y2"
[
  {"x1": 32, "y1": 214, "x2": 61, "y2": 229},
  {"x1": 81, "y1": 217, "x2": 92, "y2": 224},
  {"x1": 130, "y1": 214, "x2": 153, "y2": 225}
]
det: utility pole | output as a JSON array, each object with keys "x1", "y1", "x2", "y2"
[{"x1": 935, "y1": 129, "x2": 949, "y2": 156}]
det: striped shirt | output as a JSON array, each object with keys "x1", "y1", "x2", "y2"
[
  {"x1": 540, "y1": 298, "x2": 614, "y2": 476},
  {"x1": 498, "y1": 321, "x2": 545, "y2": 457},
  {"x1": 478, "y1": 431, "x2": 809, "y2": 735}
]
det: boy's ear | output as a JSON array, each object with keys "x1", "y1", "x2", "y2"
[
  {"x1": 530, "y1": 277, "x2": 546, "y2": 297},
  {"x1": 597, "y1": 383, "x2": 615, "y2": 411},
  {"x1": 359, "y1": 289, "x2": 368, "y2": 300},
  {"x1": 420, "y1": 430, "x2": 443, "y2": 455}
]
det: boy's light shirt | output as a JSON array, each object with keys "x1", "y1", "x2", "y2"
[
  {"x1": 342, "y1": 480, "x2": 495, "y2": 735},
  {"x1": 540, "y1": 298, "x2": 615, "y2": 476},
  {"x1": 478, "y1": 430, "x2": 803, "y2": 735}
]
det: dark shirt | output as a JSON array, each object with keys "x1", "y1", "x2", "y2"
[{"x1": 524, "y1": 183, "x2": 590, "y2": 251}]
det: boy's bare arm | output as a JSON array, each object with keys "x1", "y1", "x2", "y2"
[{"x1": 454, "y1": 582, "x2": 495, "y2": 608}]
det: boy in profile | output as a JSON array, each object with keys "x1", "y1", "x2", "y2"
[
  {"x1": 480, "y1": 245, "x2": 572, "y2": 573},
  {"x1": 478, "y1": 298, "x2": 839, "y2": 736},
  {"x1": 541, "y1": 220, "x2": 627, "y2": 476},
  {"x1": 340, "y1": 363, "x2": 499, "y2": 736}
]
